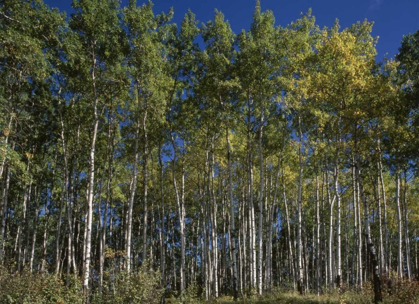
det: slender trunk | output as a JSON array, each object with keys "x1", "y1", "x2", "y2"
[
  {"x1": 181, "y1": 162, "x2": 186, "y2": 293},
  {"x1": 248, "y1": 152, "x2": 257, "y2": 291},
  {"x1": 99, "y1": 112, "x2": 114, "y2": 292},
  {"x1": 59, "y1": 104, "x2": 76, "y2": 281},
  {"x1": 257, "y1": 120, "x2": 264, "y2": 295},
  {"x1": 211, "y1": 143, "x2": 218, "y2": 298},
  {"x1": 356, "y1": 160, "x2": 382, "y2": 303},
  {"x1": 283, "y1": 181, "x2": 295, "y2": 286},
  {"x1": 297, "y1": 115, "x2": 304, "y2": 295},
  {"x1": 142, "y1": 103, "x2": 148, "y2": 262},
  {"x1": 18, "y1": 178, "x2": 31, "y2": 271},
  {"x1": 316, "y1": 174, "x2": 321, "y2": 295},
  {"x1": 396, "y1": 171, "x2": 403, "y2": 278},
  {"x1": 352, "y1": 159, "x2": 358, "y2": 286},
  {"x1": 0, "y1": 166, "x2": 10, "y2": 261},
  {"x1": 246, "y1": 102, "x2": 256, "y2": 291},
  {"x1": 326, "y1": 166, "x2": 335, "y2": 292},
  {"x1": 377, "y1": 165, "x2": 384, "y2": 274},
  {"x1": 403, "y1": 170, "x2": 411, "y2": 279},
  {"x1": 126, "y1": 107, "x2": 141, "y2": 273},
  {"x1": 378, "y1": 153, "x2": 388, "y2": 273},
  {"x1": 55, "y1": 169, "x2": 64, "y2": 276},
  {"x1": 41, "y1": 207, "x2": 50, "y2": 273},
  {"x1": 83, "y1": 42, "x2": 100, "y2": 292},
  {"x1": 158, "y1": 145, "x2": 166, "y2": 286},
  {"x1": 227, "y1": 129, "x2": 238, "y2": 299},
  {"x1": 335, "y1": 155, "x2": 342, "y2": 289},
  {"x1": 29, "y1": 186, "x2": 39, "y2": 272},
  {"x1": 357, "y1": 176, "x2": 363, "y2": 289},
  {"x1": 171, "y1": 133, "x2": 185, "y2": 295},
  {"x1": 267, "y1": 161, "x2": 280, "y2": 292}
]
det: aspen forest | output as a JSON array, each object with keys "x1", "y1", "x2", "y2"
[{"x1": 1, "y1": 0, "x2": 419, "y2": 303}]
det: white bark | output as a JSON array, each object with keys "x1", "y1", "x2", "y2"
[
  {"x1": 211, "y1": 145, "x2": 218, "y2": 298},
  {"x1": 403, "y1": 172, "x2": 411, "y2": 279},
  {"x1": 396, "y1": 172, "x2": 403, "y2": 278},
  {"x1": 378, "y1": 154, "x2": 389, "y2": 273},
  {"x1": 283, "y1": 181, "x2": 295, "y2": 286},
  {"x1": 316, "y1": 174, "x2": 321, "y2": 295},
  {"x1": 171, "y1": 133, "x2": 185, "y2": 295},
  {"x1": 377, "y1": 168, "x2": 384, "y2": 273},
  {"x1": 126, "y1": 90, "x2": 141, "y2": 273},
  {"x1": 227, "y1": 129, "x2": 238, "y2": 299},
  {"x1": 297, "y1": 115, "x2": 304, "y2": 294},
  {"x1": 257, "y1": 121, "x2": 264, "y2": 295},
  {"x1": 142, "y1": 104, "x2": 149, "y2": 262},
  {"x1": 335, "y1": 161, "x2": 342, "y2": 288},
  {"x1": 83, "y1": 43, "x2": 99, "y2": 291}
]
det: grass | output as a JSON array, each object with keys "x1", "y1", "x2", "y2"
[{"x1": 213, "y1": 292, "x2": 341, "y2": 304}]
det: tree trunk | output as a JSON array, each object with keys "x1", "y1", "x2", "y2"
[
  {"x1": 334, "y1": 147, "x2": 342, "y2": 290},
  {"x1": 257, "y1": 120, "x2": 264, "y2": 295},
  {"x1": 83, "y1": 42, "x2": 100, "y2": 293},
  {"x1": 356, "y1": 161, "x2": 382, "y2": 303},
  {"x1": 29, "y1": 186, "x2": 39, "y2": 272},
  {"x1": 376, "y1": 165, "x2": 384, "y2": 274},
  {"x1": 142, "y1": 102, "x2": 149, "y2": 262},
  {"x1": 396, "y1": 171, "x2": 403, "y2": 278},
  {"x1": 378, "y1": 153, "x2": 389, "y2": 273},
  {"x1": 316, "y1": 174, "x2": 321, "y2": 295},
  {"x1": 126, "y1": 93, "x2": 141, "y2": 273},
  {"x1": 171, "y1": 133, "x2": 185, "y2": 295},
  {"x1": 158, "y1": 145, "x2": 166, "y2": 286},
  {"x1": 227, "y1": 129, "x2": 238, "y2": 299},
  {"x1": 403, "y1": 170, "x2": 411, "y2": 279},
  {"x1": 297, "y1": 115, "x2": 304, "y2": 295}
]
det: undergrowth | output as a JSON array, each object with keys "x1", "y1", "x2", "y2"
[{"x1": 1, "y1": 268, "x2": 419, "y2": 304}]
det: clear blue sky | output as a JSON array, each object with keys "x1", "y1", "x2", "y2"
[{"x1": 44, "y1": 0, "x2": 419, "y2": 60}]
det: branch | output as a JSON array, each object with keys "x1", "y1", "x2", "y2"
[{"x1": 0, "y1": 12, "x2": 22, "y2": 24}]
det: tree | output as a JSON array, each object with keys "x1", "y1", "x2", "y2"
[{"x1": 69, "y1": 0, "x2": 124, "y2": 292}]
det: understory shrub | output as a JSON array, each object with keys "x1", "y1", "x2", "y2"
[
  {"x1": 91, "y1": 260, "x2": 164, "y2": 304},
  {"x1": 0, "y1": 266, "x2": 83, "y2": 303}
]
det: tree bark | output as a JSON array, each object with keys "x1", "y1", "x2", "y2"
[
  {"x1": 227, "y1": 129, "x2": 238, "y2": 299},
  {"x1": 356, "y1": 160, "x2": 382, "y2": 303},
  {"x1": 396, "y1": 171, "x2": 403, "y2": 278},
  {"x1": 83, "y1": 42, "x2": 100, "y2": 292}
]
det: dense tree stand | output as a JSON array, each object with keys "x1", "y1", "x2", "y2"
[{"x1": 1, "y1": 0, "x2": 419, "y2": 303}]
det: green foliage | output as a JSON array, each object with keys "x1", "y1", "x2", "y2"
[
  {"x1": 0, "y1": 266, "x2": 83, "y2": 303},
  {"x1": 0, "y1": 262, "x2": 165, "y2": 303},
  {"x1": 92, "y1": 260, "x2": 164, "y2": 304},
  {"x1": 166, "y1": 284, "x2": 203, "y2": 304},
  {"x1": 1, "y1": 1, "x2": 419, "y2": 303}
]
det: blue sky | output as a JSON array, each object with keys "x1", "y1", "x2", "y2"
[{"x1": 44, "y1": 0, "x2": 419, "y2": 60}]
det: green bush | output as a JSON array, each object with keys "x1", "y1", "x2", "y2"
[
  {"x1": 92, "y1": 260, "x2": 164, "y2": 304},
  {"x1": 166, "y1": 284, "x2": 203, "y2": 304},
  {"x1": 0, "y1": 266, "x2": 83, "y2": 304},
  {"x1": 0, "y1": 261, "x2": 164, "y2": 304}
]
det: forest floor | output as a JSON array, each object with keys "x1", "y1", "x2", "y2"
[{"x1": 209, "y1": 292, "x2": 343, "y2": 304}]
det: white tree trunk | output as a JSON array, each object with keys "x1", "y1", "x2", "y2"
[
  {"x1": 227, "y1": 129, "x2": 238, "y2": 299},
  {"x1": 257, "y1": 122, "x2": 264, "y2": 295},
  {"x1": 377, "y1": 168, "x2": 384, "y2": 273},
  {"x1": 396, "y1": 172, "x2": 403, "y2": 278},
  {"x1": 297, "y1": 115, "x2": 304, "y2": 294},
  {"x1": 83, "y1": 45, "x2": 99, "y2": 292},
  {"x1": 316, "y1": 174, "x2": 321, "y2": 295},
  {"x1": 335, "y1": 160, "x2": 342, "y2": 289},
  {"x1": 142, "y1": 104, "x2": 149, "y2": 262}
]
